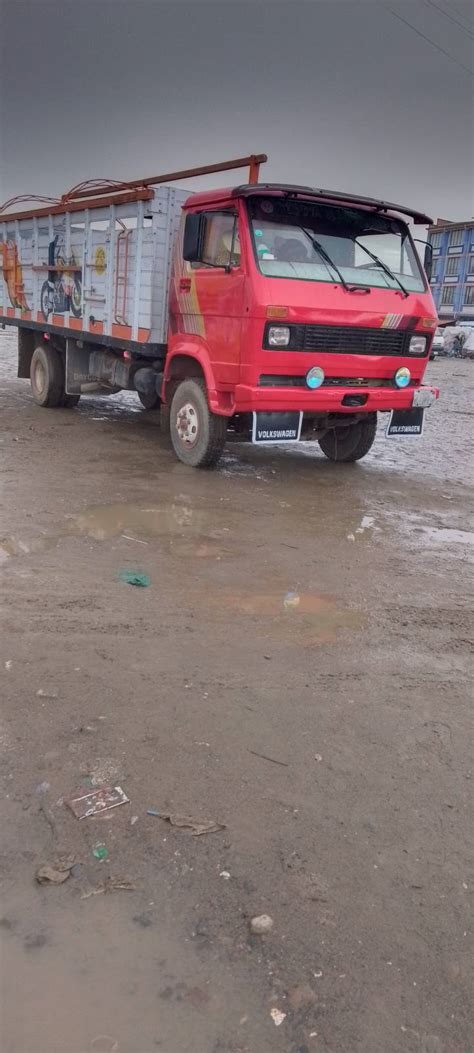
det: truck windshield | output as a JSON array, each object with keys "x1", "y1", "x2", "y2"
[{"x1": 247, "y1": 196, "x2": 425, "y2": 293}]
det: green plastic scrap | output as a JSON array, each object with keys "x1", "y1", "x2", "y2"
[
  {"x1": 92, "y1": 845, "x2": 109, "y2": 861},
  {"x1": 118, "y1": 569, "x2": 151, "y2": 587}
]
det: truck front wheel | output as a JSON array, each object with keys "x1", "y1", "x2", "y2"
[
  {"x1": 169, "y1": 379, "x2": 227, "y2": 467},
  {"x1": 318, "y1": 414, "x2": 377, "y2": 462}
]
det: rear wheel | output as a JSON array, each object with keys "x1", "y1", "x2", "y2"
[
  {"x1": 138, "y1": 389, "x2": 161, "y2": 410},
  {"x1": 169, "y1": 378, "x2": 227, "y2": 467},
  {"x1": 318, "y1": 414, "x2": 377, "y2": 462},
  {"x1": 61, "y1": 392, "x2": 81, "y2": 408},
  {"x1": 30, "y1": 343, "x2": 79, "y2": 408}
]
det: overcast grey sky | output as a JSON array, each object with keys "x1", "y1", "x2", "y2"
[{"x1": 0, "y1": 0, "x2": 472, "y2": 222}]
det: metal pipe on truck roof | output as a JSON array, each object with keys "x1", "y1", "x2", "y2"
[{"x1": 61, "y1": 154, "x2": 268, "y2": 202}]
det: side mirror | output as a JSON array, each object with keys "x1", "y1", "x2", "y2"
[
  {"x1": 423, "y1": 242, "x2": 433, "y2": 281},
  {"x1": 183, "y1": 213, "x2": 205, "y2": 263},
  {"x1": 414, "y1": 238, "x2": 432, "y2": 281}
]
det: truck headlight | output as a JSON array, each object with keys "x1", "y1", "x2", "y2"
[
  {"x1": 408, "y1": 335, "x2": 427, "y2": 355},
  {"x1": 268, "y1": 326, "x2": 291, "y2": 347}
]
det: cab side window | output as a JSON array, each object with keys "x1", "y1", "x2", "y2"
[{"x1": 193, "y1": 211, "x2": 241, "y2": 269}]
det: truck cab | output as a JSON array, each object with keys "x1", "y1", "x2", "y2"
[{"x1": 165, "y1": 183, "x2": 438, "y2": 465}]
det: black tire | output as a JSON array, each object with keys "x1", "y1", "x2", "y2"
[
  {"x1": 169, "y1": 378, "x2": 227, "y2": 467},
  {"x1": 61, "y1": 392, "x2": 81, "y2": 408},
  {"x1": 318, "y1": 414, "x2": 377, "y2": 462},
  {"x1": 30, "y1": 344, "x2": 67, "y2": 407},
  {"x1": 30, "y1": 344, "x2": 80, "y2": 408},
  {"x1": 159, "y1": 399, "x2": 172, "y2": 447},
  {"x1": 138, "y1": 389, "x2": 161, "y2": 410}
]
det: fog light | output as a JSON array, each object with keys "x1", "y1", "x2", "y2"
[
  {"x1": 395, "y1": 366, "x2": 411, "y2": 388},
  {"x1": 306, "y1": 366, "x2": 325, "y2": 389}
]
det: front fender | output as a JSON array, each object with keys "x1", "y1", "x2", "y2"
[{"x1": 164, "y1": 335, "x2": 235, "y2": 415}]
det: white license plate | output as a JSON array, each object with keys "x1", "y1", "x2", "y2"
[{"x1": 412, "y1": 388, "x2": 435, "y2": 408}]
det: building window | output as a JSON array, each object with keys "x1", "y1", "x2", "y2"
[
  {"x1": 448, "y1": 229, "x2": 463, "y2": 248},
  {"x1": 464, "y1": 286, "x2": 474, "y2": 306},
  {"x1": 430, "y1": 232, "x2": 442, "y2": 248},
  {"x1": 468, "y1": 255, "x2": 474, "y2": 274},
  {"x1": 441, "y1": 286, "x2": 455, "y2": 305},
  {"x1": 445, "y1": 256, "x2": 459, "y2": 277}
]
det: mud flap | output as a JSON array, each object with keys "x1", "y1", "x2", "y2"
[
  {"x1": 252, "y1": 411, "x2": 303, "y2": 444},
  {"x1": 386, "y1": 408, "x2": 424, "y2": 437},
  {"x1": 17, "y1": 328, "x2": 36, "y2": 378}
]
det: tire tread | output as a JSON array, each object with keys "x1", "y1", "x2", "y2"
[
  {"x1": 170, "y1": 378, "x2": 227, "y2": 468},
  {"x1": 318, "y1": 414, "x2": 377, "y2": 462}
]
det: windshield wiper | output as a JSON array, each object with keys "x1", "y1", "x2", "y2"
[
  {"x1": 299, "y1": 227, "x2": 351, "y2": 292},
  {"x1": 354, "y1": 240, "x2": 409, "y2": 298}
]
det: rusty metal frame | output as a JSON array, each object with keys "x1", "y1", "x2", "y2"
[
  {"x1": 0, "y1": 156, "x2": 267, "y2": 223},
  {"x1": 0, "y1": 190, "x2": 154, "y2": 224},
  {"x1": 61, "y1": 154, "x2": 268, "y2": 203}
]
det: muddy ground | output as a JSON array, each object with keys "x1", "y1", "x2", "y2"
[{"x1": 0, "y1": 327, "x2": 472, "y2": 1053}]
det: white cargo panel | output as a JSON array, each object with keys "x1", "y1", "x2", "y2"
[{"x1": 0, "y1": 186, "x2": 189, "y2": 346}]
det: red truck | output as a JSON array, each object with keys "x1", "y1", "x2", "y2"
[{"x1": 0, "y1": 153, "x2": 438, "y2": 467}]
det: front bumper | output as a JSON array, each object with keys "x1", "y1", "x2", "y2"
[{"x1": 232, "y1": 383, "x2": 439, "y2": 415}]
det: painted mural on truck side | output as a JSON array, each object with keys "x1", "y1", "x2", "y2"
[
  {"x1": 0, "y1": 240, "x2": 30, "y2": 310},
  {"x1": 40, "y1": 224, "x2": 82, "y2": 321}
]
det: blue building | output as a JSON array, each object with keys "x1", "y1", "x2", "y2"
[{"x1": 428, "y1": 220, "x2": 474, "y2": 322}]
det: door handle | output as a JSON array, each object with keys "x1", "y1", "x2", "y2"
[{"x1": 179, "y1": 277, "x2": 191, "y2": 292}]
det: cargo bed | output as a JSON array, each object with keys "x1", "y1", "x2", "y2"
[{"x1": 0, "y1": 187, "x2": 189, "y2": 350}]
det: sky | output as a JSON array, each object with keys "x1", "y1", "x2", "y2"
[{"x1": 0, "y1": 0, "x2": 473, "y2": 223}]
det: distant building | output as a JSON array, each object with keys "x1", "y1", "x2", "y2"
[{"x1": 428, "y1": 220, "x2": 474, "y2": 322}]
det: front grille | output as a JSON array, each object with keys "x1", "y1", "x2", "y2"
[
  {"x1": 263, "y1": 322, "x2": 416, "y2": 356},
  {"x1": 259, "y1": 374, "x2": 396, "y2": 388},
  {"x1": 298, "y1": 325, "x2": 408, "y2": 355}
]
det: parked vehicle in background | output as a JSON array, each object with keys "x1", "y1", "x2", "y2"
[
  {"x1": 0, "y1": 154, "x2": 439, "y2": 468},
  {"x1": 441, "y1": 324, "x2": 474, "y2": 358},
  {"x1": 431, "y1": 327, "x2": 445, "y2": 356}
]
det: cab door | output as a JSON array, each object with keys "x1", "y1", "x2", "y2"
[{"x1": 178, "y1": 209, "x2": 245, "y2": 387}]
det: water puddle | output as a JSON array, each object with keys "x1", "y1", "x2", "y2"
[
  {"x1": 0, "y1": 535, "x2": 57, "y2": 564},
  {"x1": 347, "y1": 513, "x2": 382, "y2": 542},
  {"x1": 388, "y1": 511, "x2": 474, "y2": 562},
  {"x1": 207, "y1": 588, "x2": 364, "y2": 645},
  {"x1": 66, "y1": 502, "x2": 212, "y2": 541},
  {"x1": 0, "y1": 502, "x2": 233, "y2": 566}
]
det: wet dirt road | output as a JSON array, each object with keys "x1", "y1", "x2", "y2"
[{"x1": 0, "y1": 328, "x2": 473, "y2": 1053}]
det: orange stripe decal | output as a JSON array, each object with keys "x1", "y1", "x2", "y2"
[{"x1": 112, "y1": 323, "x2": 132, "y2": 340}]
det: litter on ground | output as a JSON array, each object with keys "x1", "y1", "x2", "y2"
[
  {"x1": 36, "y1": 856, "x2": 76, "y2": 885},
  {"x1": 148, "y1": 811, "x2": 225, "y2": 835},
  {"x1": 81, "y1": 878, "x2": 136, "y2": 899},
  {"x1": 117, "y1": 569, "x2": 151, "y2": 587},
  {"x1": 65, "y1": 785, "x2": 129, "y2": 819}
]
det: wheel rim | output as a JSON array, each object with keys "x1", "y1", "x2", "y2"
[
  {"x1": 175, "y1": 401, "x2": 199, "y2": 447},
  {"x1": 71, "y1": 284, "x2": 81, "y2": 310},
  {"x1": 33, "y1": 358, "x2": 46, "y2": 397}
]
